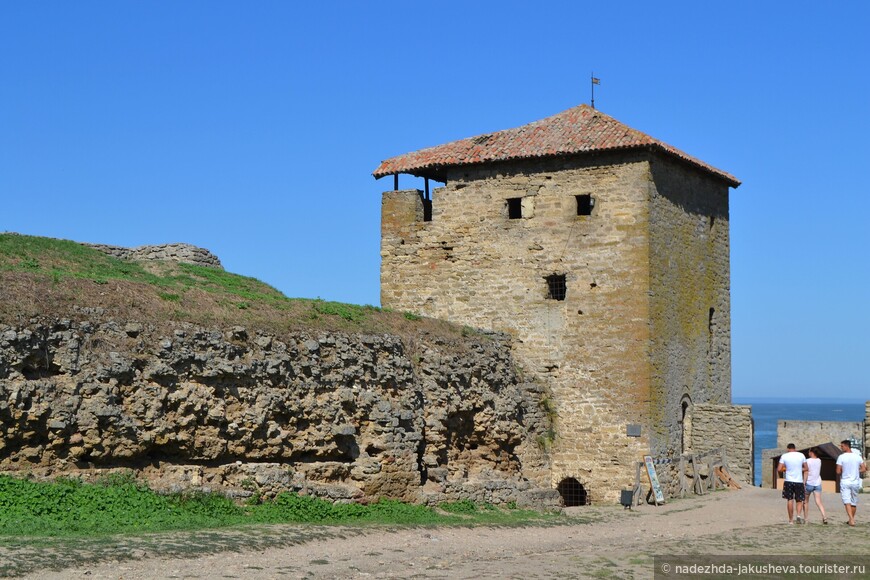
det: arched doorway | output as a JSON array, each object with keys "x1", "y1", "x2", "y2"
[
  {"x1": 557, "y1": 477, "x2": 589, "y2": 506},
  {"x1": 680, "y1": 395, "x2": 693, "y2": 454}
]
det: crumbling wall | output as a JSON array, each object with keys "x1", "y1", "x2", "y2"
[
  {"x1": 0, "y1": 318, "x2": 553, "y2": 506},
  {"x1": 83, "y1": 242, "x2": 223, "y2": 269}
]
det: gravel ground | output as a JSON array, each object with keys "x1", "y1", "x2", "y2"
[{"x1": 4, "y1": 487, "x2": 870, "y2": 579}]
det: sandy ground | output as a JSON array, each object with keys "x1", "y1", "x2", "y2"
[{"x1": 4, "y1": 487, "x2": 870, "y2": 579}]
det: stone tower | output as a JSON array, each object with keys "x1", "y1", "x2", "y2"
[{"x1": 374, "y1": 105, "x2": 752, "y2": 502}]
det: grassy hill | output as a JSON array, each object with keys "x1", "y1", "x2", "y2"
[{"x1": 0, "y1": 233, "x2": 459, "y2": 340}]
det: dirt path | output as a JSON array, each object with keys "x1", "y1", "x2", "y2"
[{"x1": 6, "y1": 487, "x2": 870, "y2": 579}]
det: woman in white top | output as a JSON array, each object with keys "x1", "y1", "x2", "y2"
[{"x1": 805, "y1": 448, "x2": 828, "y2": 524}]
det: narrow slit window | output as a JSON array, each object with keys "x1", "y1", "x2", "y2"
[
  {"x1": 507, "y1": 197, "x2": 523, "y2": 219},
  {"x1": 545, "y1": 274, "x2": 567, "y2": 301},
  {"x1": 576, "y1": 194, "x2": 595, "y2": 216}
]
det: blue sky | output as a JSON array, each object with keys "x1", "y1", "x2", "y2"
[{"x1": 1, "y1": 2, "x2": 868, "y2": 400}]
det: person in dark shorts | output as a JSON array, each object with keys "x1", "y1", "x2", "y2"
[{"x1": 778, "y1": 443, "x2": 807, "y2": 524}]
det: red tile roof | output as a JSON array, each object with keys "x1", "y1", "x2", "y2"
[{"x1": 373, "y1": 104, "x2": 740, "y2": 187}]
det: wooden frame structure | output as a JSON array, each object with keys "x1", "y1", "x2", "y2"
[{"x1": 629, "y1": 447, "x2": 740, "y2": 507}]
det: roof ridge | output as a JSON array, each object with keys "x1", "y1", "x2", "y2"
[{"x1": 373, "y1": 105, "x2": 739, "y2": 187}]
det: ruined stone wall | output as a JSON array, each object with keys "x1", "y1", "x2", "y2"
[
  {"x1": 84, "y1": 242, "x2": 223, "y2": 269},
  {"x1": 776, "y1": 420, "x2": 864, "y2": 450},
  {"x1": 648, "y1": 155, "x2": 732, "y2": 457},
  {"x1": 691, "y1": 404, "x2": 753, "y2": 485},
  {"x1": 0, "y1": 319, "x2": 554, "y2": 507},
  {"x1": 381, "y1": 152, "x2": 655, "y2": 502}
]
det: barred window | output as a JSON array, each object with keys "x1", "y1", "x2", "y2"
[{"x1": 545, "y1": 274, "x2": 566, "y2": 301}]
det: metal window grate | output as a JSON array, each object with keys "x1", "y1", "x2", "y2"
[
  {"x1": 545, "y1": 274, "x2": 566, "y2": 301},
  {"x1": 557, "y1": 478, "x2": 589, "y2": 507}
]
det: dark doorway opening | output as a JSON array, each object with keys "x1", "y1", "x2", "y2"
[
  {"x1": 507, "y1": 197, "x2": 523, "y2": 219},
  {"x1": 557, "y1": 477, "x2": 589, "y2": 506}
]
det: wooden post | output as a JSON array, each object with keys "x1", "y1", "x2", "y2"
[
  {"x1": 632, "y1": 461, "x2": 642, "y2": 506},
  {"x1": 691, "y1": 454, "x2": 705, "y2": 495},
  {"x1": 679, "y1": 456, "x2": 687, "y2": 497},
  {"x1": 708, "y1": 459, "x2": 716, "y2": 491}
]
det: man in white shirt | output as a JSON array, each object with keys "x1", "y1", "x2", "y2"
[
  {"x1": 778, "y1": 443, "x2": 807, "y2": 524},
  {"x1": 836, "y1": 439, "x2": 868, "y2": 527}
]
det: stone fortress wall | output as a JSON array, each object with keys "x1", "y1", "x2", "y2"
[
  {"x1": 777, "y1": 419, "x2": 864, "y2": 451},
  {"x1": 690, "y1": 404, "x2": 753, "y2": 486},
  {"x1": 647, "y1": 158, "x2": 733, "y2": 457},
  {"x1": 0, "y1": 317, "x2": 555, "y2": 507},
  {"x1": 380, "y1": 150, "x2": 749, "y2": 502}
]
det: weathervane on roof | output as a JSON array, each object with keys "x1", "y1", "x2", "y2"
[{"x1": 591, "y1": 73, "x2": 601, "y2": 109}]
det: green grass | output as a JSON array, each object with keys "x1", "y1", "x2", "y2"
[
  {"x1": 0, "y1": 233, "x2": 489, "y2": 343},
  {"x1": 0, "y1": 234, "x2": 385, "y2": 324},
  {"x1": 0, "y1": 234, "x2": 283, "y2": 301},
  {"x1": 307, "y1": 298, "x2": 381, "y2": 322},
  {"x1": 0, "y1": 235, "x2": 156, "y2": 283},
  {"x1": 0, "y1": 475, "x2": 555, "y2": 538},
  {"x1": 0, "y1": 473, "x2": 246, "y2": 536}
]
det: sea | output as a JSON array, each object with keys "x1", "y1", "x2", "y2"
[{"x1": 733, "y1": 398, "x2": 866, "y2": 486}]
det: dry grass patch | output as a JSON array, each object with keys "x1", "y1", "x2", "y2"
[{"x1": 0, "y1": 234, "x2": 484, "y2": 350}]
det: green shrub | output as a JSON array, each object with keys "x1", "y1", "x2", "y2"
[
  {"x1": 0, "y1": 475, "x2": 244, "y2": 537},
  {"x1": 439, "y1": 499, "x2": 478, "y2": 514},
  {"x1": 311, "y1": 300, "x2": 368, "y2": 322},
  {"x1": 0, "y1": 476, "x2": 554, "y2": 538},
  {"x1": 250, "y1": 493, "x2": 440, "y2": 524}
]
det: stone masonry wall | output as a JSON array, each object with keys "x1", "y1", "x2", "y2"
[
  {"x1": 648, "y1": 156, "x2": 732, "y2": 458},
  {"x1": 776, "y1": 420, "x2": 864, "y2": 450},
  {"x1": 84, "y1": 242, "x2": 223, "y2": 269},
  {"x1": 0, "y1": 318, "x2": 555, "y2": 507},
  {"x1": 691, "y1": 403, "x2": 753, "y2": 485},
  {"x1": 382, "y1": 152, "x2": 656, "y2": 503}
]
